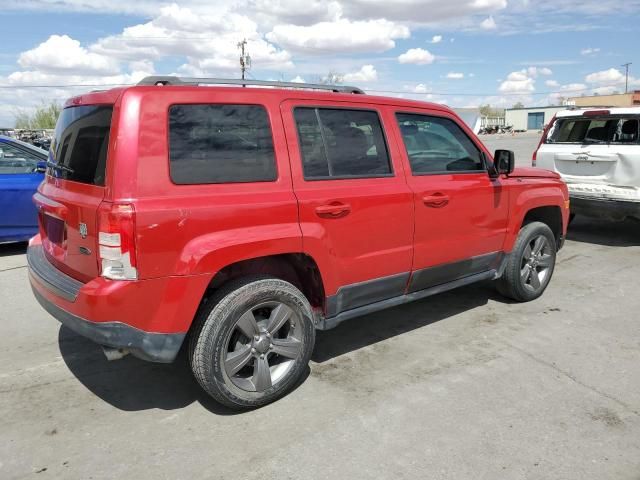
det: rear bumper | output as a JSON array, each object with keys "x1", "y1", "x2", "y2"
[
  {"x1": 31, "y1": 285, "x2": 184, "y2": 362},
  {"x1": 570, "y1": 195, "x2": 640, "y2": 220},
  {"x1": 27, "y1": 242, "x2": 212, "y2": 363}
]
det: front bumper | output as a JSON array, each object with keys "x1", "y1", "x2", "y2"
[
  {"x1": 27, "y1": 244, "x2": 201, "y2": 363},
  {"x1": 570, "y1": 195, "x2": 640, "y2": 220}
]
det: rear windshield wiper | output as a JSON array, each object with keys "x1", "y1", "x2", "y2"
[{"x1": 46, "y1": 160, "x2": 74, "y2": 174}]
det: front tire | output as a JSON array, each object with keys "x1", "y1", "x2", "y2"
[
  {"x1": 189, "y1": 276, "x2": 315, "y2": 409},
  {"x1": 496, "y1": 222, "x2": 557, "y2": 302}
]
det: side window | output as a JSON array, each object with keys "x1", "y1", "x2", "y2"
[
  {"x1": 396, "y1": 113, "x2": 484, "y2": 174},
  {"x1": 0, "y1": 142, "x2": 42, "y2": 174},
  {"x1": 294, "y1": 107, "x2": 392, "y2": 179},
  {"x1": 168, "y1": 104, "x2": 277, "y2": 184}
]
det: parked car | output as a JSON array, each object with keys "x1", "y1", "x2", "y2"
[
  {"x1": 28, "y1": 77, "x2": 569, "y2": 408},
  {"x1": 533, "y1": 107, "x2": 640, "y2": 221},
  {"x1": 0, "y1": 135, "x2": 47, "y2": 243}
]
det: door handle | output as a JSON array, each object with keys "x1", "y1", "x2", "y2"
[
  {"x1": 315, "y1": 202, "x2": 351, "y2": 218},
  {"x1": 422, "y1": 194, "x2": 450, "y2": 208}
]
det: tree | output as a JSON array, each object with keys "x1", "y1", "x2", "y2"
[
  {"x1": 479, "y1": 104, "x2": 493, "y2": 117},
  {"x1": 512, "y1": 101, "x2": 524, "y2": 109},
  {"x1": 14, "y1": 101, "x2": 61, "y2": 129}
]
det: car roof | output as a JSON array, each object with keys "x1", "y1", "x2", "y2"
[
  {"x1": 555, "y1": 106, "x2": 640, "y2": 118},
  {"x1": 64, "y1": 84, "x2": 455, "y2": 116}
]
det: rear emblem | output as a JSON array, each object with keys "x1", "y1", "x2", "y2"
[{"x1": 79, "y1": 222, "x2": 88, "y2": 239}]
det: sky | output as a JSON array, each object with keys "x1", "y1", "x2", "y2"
[{"x1": 1, "y1": 0, "x2": 639, "y2": 126}]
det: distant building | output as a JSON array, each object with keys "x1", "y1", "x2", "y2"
[
  {"x1": 569, "y1": 91, "x2": 640, "y2": 107},
  {"x1": 505, "y1": 106, "x2": 566, "y2": 131}
]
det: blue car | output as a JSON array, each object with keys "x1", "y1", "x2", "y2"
[{"x1": 0, "y1": 136, "x2": 48, "y2": 243}]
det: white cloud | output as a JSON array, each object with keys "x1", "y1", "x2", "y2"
[
  {"x1": 545, "y1": 79, "x2": 559, "y2": 88},
  {"x1": 266, "y1": 17, "x2": 409, "y2": 54},
  {"x1": 446, "y1": 72, "x2": 464, "y2": 79},
  {"x1": 580, "y1": 47, "x2": 600, "y2": 56},
  {"x1": 340, "y1": 0, "x2": 507, "y2": 23},
  {"x1": 537, "y1": 67, "x2": 553, "y2": 76},
  {"x1": 398, "y1": 48, "x2": 435, "y2": 65},
  {"x1": 585, "y1": 68, "x2": 625, "y2": 85},
  {"x1": 90, "y1": 5, "x2": 293, "y2": 73},
  {"x1": 343, "y1": 64, "x2": 377, "y2": 82},
  {"x1": 413, "y1": 83, "x2": 430, "y2": 93},
  {"x1": 583, "y1": 68, "x2": 640, "y2": 94},
  {"x1": 248, "y1": 0, "x2": 342, "y2": 26},
  {"x1": 499, "y1": 70, "x2": 535, "y2": 93},
  {"x1": 18, "y1": 35, "x2": 119, "y2": 75},
  {"x1": 480, "y1": 15, "x2": 497, "y2": 30},
  {"x1": 431, "y1": 35, "x2": 443, "y2": 43},
  {"x1": 290, "y1": 75, "x2": 305, "y2": 83}
]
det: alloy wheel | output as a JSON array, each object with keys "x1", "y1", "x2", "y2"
[
  {"x1": 520, "y1": 235, "x2": 553, "y2": 293},
  {"x1": 223, "y1": 301, "x2": 303, "y2": 392}
]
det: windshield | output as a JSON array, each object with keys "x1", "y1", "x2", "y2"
[
  {"x1": 49, "y1": 105, "x2": 113, "y2": 185},
  {"x1": 546, "y1": 116, "x2": 640, "y2": 145}
]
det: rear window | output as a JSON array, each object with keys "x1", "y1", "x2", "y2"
[
  {"x1": 547, "y1": 116, "x2": 640, "y2": 144},
  {"x1": 168, "y1": 104, "x2": 277, "y2": 184},
  {"x1": 50, "y1": 106, "x2": 113, "y2": 185}
]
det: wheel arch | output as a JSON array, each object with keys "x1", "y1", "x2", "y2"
[
  {"x1": 201, "y1": 253, "x2": 326, "y2": 313},
  {"x1": 504, "y1": 187, "x2": 566, "y2": 252}
]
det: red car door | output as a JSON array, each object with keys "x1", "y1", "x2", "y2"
[
  {"x1": 390, "y1": 108, "x2": 509, "y2": 292},
  {"x1": 281, "y1": 100, "x2": 414, "y2": 317}
]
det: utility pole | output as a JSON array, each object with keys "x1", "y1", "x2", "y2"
[
  {"x1": 621, "y1": 62, "x2": 632, "y2": 93},
  {"x1": 238, "y1": 39, "x2": 251, "y2": 82}
]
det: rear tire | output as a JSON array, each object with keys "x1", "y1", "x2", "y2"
[
  {"x1": 496, "y1": 222, "x2": 557, "y2": 302},
  {"x1": 189, "y1": 275, "x2": 315, "y2": 409}
]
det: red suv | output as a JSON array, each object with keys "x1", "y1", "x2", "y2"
[{"x1": 28, "y1": 77, "x2": 569, "y2": 408}]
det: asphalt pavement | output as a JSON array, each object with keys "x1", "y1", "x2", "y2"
[{"x1": 1, "y1": 132, "x2": 639, "y2": 479}]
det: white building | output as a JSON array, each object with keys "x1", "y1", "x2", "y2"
[{"x1": 505, "y1": 106, "x2": 566, "y2": 131}]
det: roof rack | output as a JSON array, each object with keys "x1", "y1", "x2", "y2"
[{"x1": 137, "y1": 76, "x2": 365, "y2": 94}]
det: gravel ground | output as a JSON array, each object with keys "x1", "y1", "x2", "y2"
[{"x1": 1, "y1": 133, "x2": 639, "y2": 479}]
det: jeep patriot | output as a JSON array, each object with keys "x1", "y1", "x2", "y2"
[{"x1": 28, "y1": 76, "x2": 570, "y2": 408}]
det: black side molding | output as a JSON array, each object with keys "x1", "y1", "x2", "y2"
[
  {"x1": 325, "y1": 272, "x2": 410, "y2": 318},
  {"x1": 317, "y1": 269, "x2": 500, "y2": 331},
  {"x1": 408, "y1": 252, "x2": 503, "y2": 293}
]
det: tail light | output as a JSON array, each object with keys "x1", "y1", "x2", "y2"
[
  {"x1": 97, "y1": 202, "x2": 137, "y2": 280},
  {"x1": 532, "y1": 149, "x2": 537, "y2": 167}
]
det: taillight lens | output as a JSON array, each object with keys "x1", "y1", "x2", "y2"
[{"x1": 97, "y1": 202, "x2": 137, "y2": 280}]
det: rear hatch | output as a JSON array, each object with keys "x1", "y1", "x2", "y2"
[
  {"x1": 536, "y1": 112, "x2": 640, "y2": 200},
  {"x1": 35, "y1": 105, "x2": 113, "y2": 282}
]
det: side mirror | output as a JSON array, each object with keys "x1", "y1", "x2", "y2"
[
  {"x1": 35, "y1": 161, "x2": 47, "y2": 173},
  {"x1": 494, "y1": 149, "x2": 515, "y2": 175}
]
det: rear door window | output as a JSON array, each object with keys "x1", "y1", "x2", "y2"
[
  {"x1": 293, "y1": 107, "x2": 392, "y2": 179},
  {"x1": 168, "y1": 104, "x2": 277, "y2": 184},
  {"x1": 50, "y1": 106, "x2": 113, "y2": 185},
  {"x1": 547, "y1": 116, "x2": 640, "y2": 144},
  {"x1": 395, "y1": 113, "x2": 484, "y2": 174}
]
